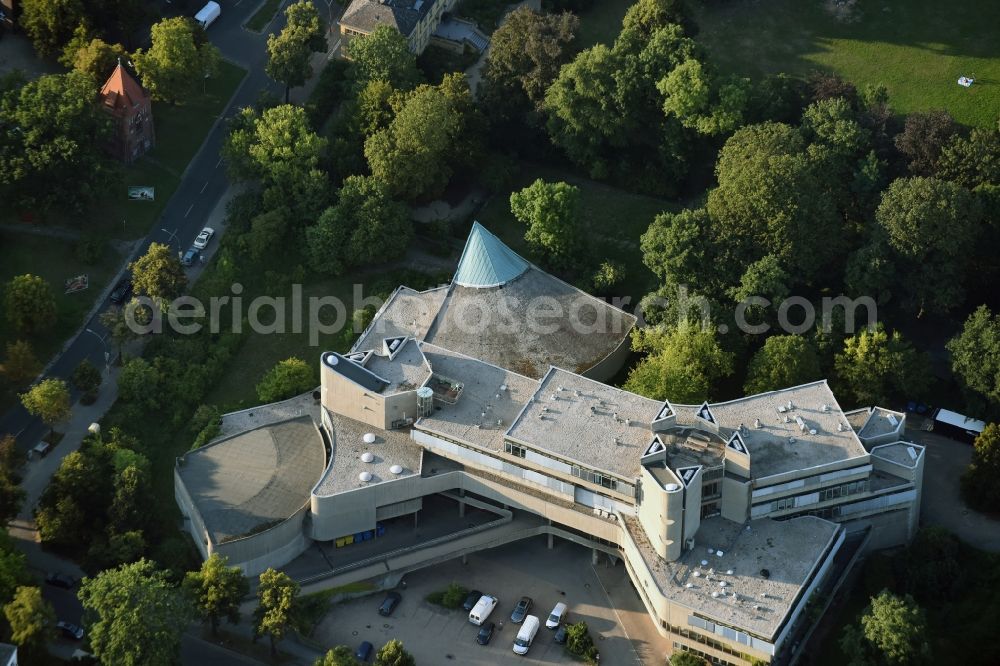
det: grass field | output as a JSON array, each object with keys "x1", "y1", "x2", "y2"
[
  {"x1": 573, "y1": 0, "x2": 633, "y2": 50},
  {"x1": 475, "y1": 162, "x2": 676, "y2": 304},
  {"x1": 246, "y1": 0, "x2": 284, "y2": 32},
  {"x1": 691, "y1": 0, "x2": 1000, "y2": 128}
]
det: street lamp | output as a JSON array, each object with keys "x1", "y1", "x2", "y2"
[
  {"x1": 85, "y1": 327, "x2": 111, "y2": 376},
  {"x1": 160, "y1": 227, "x2": 181, "y2": 256}
]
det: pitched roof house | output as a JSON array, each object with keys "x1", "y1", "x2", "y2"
[{"x1": 99, "y1": 61, "x2": 155, "y2": 164}]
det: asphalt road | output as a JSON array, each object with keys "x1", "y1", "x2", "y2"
[{"x1": 0, "y1": 0, "x2": 293, "y2": 448}]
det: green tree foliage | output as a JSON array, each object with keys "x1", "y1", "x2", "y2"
[
  {"x1": 0, "y1": 435, "x2": 25, "y2": 526},
  {"x1": 61, "y1": 28, "x2": 128, "y2": 84},
  {"x1": 306, "y1": 175, "x2": 412, "y2": 276},
  {"x1": 480, "y1": 6, "x2": 579, "y2": 122},
  {"x1": 316, "y1": 646, "x2": 360, "y2": 666},
  {"x1": 133, "y1": 17, "x2": 221, "y2": 103},
  {"x1": 960, "y1": 423, "x2": 1000, "y2": 512},
  {"x1": 0, "y1": 72, "x2": 114, "y2": 213},
  {"x1": 901, "y1": 527, "x2": 963, "y2": 602},
  {"x1": 118, "y1": 358, "x2": 161, "y2": 409},
  {"x1": 936, "y1": 126, "x2": 1000, "y2": 189},
  {"x1": 947, "y1": 306, "x2": 1000, "y2": 410},
  {"x1": 834, "y1": 325, "x2": 929, "y2": 407},
  {"x1": 801, "y1": 96, "x2": 870, "y2": 161},
  {"x1": 1, "y1": 340, "x2": 40, "y2": 387},
  {"x1": 183, "y1": 553, "x2": 249, "y2": 635},
  {"x1": 223, "y1": 105, "x2": 330, "y2": 220},
  {"x1": 79, "y1": 559, "x2": 193, "y2": 666},
  {"x1": 564, "y1": 621, "x2": 599, "y2": 662},
  {"x1": 509, "y1": 179, "x2": 582, "y2": 269},
  {"x1": 3, "y1": 586, "x2": 54, "y2": 651},
  {"x1": 101, "y1": 305, "x2": 141, "y2": 357},
  {"x1": 875, "y1": 177, "x2": 982, "y2": 316},
  {"x1": 256, "y1": 357, "x2": 315, "y2": 402},
  {"x1": 189, "y1": 404, "x2": 222, "y2": 449},
  {"x1": 20, "y1": 0, "x2": 84, "y2": 56},
  {"x1": 3, "y1": 275, "x2": 57, "y2": 334},
  {"x1": 20, "y1": 378, "x2": 71, "y2": 428},
  {"x1": 592, "y1": 260, "x2": 626, "y2": 294},
  {"x1": 641, "y1": 208, "x2": 718, "y2": 293},
  {"x1": 620, "y1": 0, "x2": 690, "y2": 37},
  {"x1": 744, "y1": 336, "x2": 822, "y2": 395},
  {"x1": 375, "y1": 639, "x2": 415, "y2": 666},
  {"x1": 345, "y1": 25, "x2": 421, "y2": 91},
  {"x1": 670, "y1": 653, "x2": 707, "y2": 666},
  {"x1": 659, "y1": 58, "x2": 749, "y2": 136},
  {"x1": 266, "y1": 0, "x2": 326, "y2": 102},
  {"x1": 254, "y1": 568, "x2": 300, "y2": 656},
  {"x1": 894, "y1": 110, "x2": 957, "y2": 176},
  {"x1": 353, "y1": 79, "x2": 397, "y2": 138},
  {"x1": 624, "y1": 322, "x2": 735, "y2": 403},
  {"x1": 0, "y1": 534, "x2": 30, "y2": 605},
  {"x1": 129, "y1": 242, "x2": 188, "y2": 302},
  {"x1": 72, "y1": 359, "x2": 102, "y2": 395},
  {"x1": 706, "y1": 122, "x2": 844, "y2": 283},
  {"x1": 841, "y1": 590, "x2": 931, "y2": 665}
]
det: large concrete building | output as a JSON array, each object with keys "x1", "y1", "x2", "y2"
[{"x1": 176, "y1": 223, "x2": 924, "y2": 665}]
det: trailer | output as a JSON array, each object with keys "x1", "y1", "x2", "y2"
[
  {"x1": 195, "y1": 1, "x2": 221, "y2": 29},
  {"x1": 932, "y1": 408, "x2": 985, "y2": 444}
]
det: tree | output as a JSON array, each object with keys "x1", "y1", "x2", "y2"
[
  {"x1": 79, "y1": 559, "x2": 192, "y2": 666},
  {"x1": 183, "y1": 554, "x2": 249, "y2": 635},
  {"x1": 3, "y1": 586, "x2": 54, "y2": 651},
  {"x1": 509, "y1": 179, "x2": 582, "y2": 269},
  {"x1": 71, "y1": 359, "x2": 102, "y2": 395},
  {"x1": 117, "y1": 358, "x2": 161, "y2": 409},
  {"x1": 316, "y1": 646, "x2": 359, "y2": 666},
  {"x1": 834, "y1": 325, "x2": 929, "y2": 407},
  {"x1": 256, "y1": 358, "x2": 315, "y2": 402},
  {"x1": 129, "y1": 242, "x2": 188, "y2": 302},
  {"x1": 20, "y1": 0, "x2": 84, "y2": 57},
  {"x1": 659, "y1": 59, "x2": 749, "y2": 136},
  {"x1": 100, "y1": 306, "x2": 141, "y2": 357},
  {"x1": 254, "y1": 568, "x2": 300, "y2": 656},
  {"x1": 744, "y1": 336, "x2": 822, "y2": 395},
  {"x1": 894, "y1": 110, "x2": 957, "y2": 176},
  {"x1": 875, "y1": 177, "x2": 982, "y2": 316},
  {"x1": 620, "y1": 0, "x2": 690, "y2": 38},
  {"x1": 20, "y1": 378, "x2": 71, "y2": 429},
  {"x1": 374, "y1": 639, "x2": 415, "y2": 666},
  {"x1": 133, "y1": 17, "x2": 221, "y2": 103},
  {"x1": 67, "y1": 36, "x2": 128, "y2": 85},
  {"x1": 306, "y1": 175, "x2": 412, "y2": 276},
  {"x1": 108, "y1": 462, "x2": 151, "y2": 535},
  {"x1": 842, "y1": 591, "x2": 931, "y2": 665},
  {"x1": 592, "y1": 260, "x2": 626, "y2": 293},
  {"x1": 480, "y1": 7, "x2": 579, "y2": 120},
  {"x1": 4, "y1": 275, "x2": 57, "y2": 334},
  {"x1": 641, "y1": 208, "x2": 721, "y2": 295},
  {"x1": 624, "y1": 322, "x2": 735, "y2": 403},
  {"x1": 961, "y1": 423, "x2": 1000, "y2": 512},
  {"x1": 266, "y1": 0, "x2": 326, "y2": 103},
  {"x1": 937, "y1": 127, "x2": 1000, "y2": 189},
  {"x1": 670, "y1": 653, "x2": 707, "y2": 666},
  {"x1": 801, "y1": 96, "x2": 870, "y2": 160},
  {"x1": 564, "y1": 621, "x2": 599, "y2": 662},
  {"x1": 0, "y1": 475, "x2": 24, "y2": 529},
  {"x1": 947, "y1": 306, "x2": 1000, "y2": 409},
  {"x1": 0, "y1": 539, "x2": 29, "y2": 606},
  {"x1": 0, "y1": 72, "x2": 114, "y2": 213},
  {"x1": 1, "y1": 341, "x2": 40, "y2": 387},
  {"x1": 344, "y1": 25, "x2": 420, "y2": 91}
]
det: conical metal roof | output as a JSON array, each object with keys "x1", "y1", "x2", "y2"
[{"x1": 453, "y1": 222, "x2": 529, "y2": 288}]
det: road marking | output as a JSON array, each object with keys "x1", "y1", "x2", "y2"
[
  {"x1": 215, "y1": 157, "x2": 223, "y2": 169},
  {"x1": 592, "y1": 564, "x2": 643, "y2": 665},
  {"x1": 200, "y1": 180, "x2": 209, "y2": 193},
  {"x1": 185, "y1": 204, "x2": 194, "y2": 218}
]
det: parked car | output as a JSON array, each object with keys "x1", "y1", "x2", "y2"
[
  {"x1": 378, "y1": 591, "x2": 401, "y2": 616},
  {"x1": 355, "y1": 640, "x2": 373, "y2": 662},
  {"x1": 554, "y1": 624, "x2": 568, "y2": 644},
  {"x1": 109, "y1": 276, "x2": 132, "y2": 304},
  {"x1": 510, "y1": 596, "x2": 532, "y2": 623},
  {"x1": 513, "y1": 615, "x2": 540, "y2": 655},
  {"x1": 180, "y1": 247, "x2": 200, "y2": 267},
  {"x1": 57, "y1": 621, "x2": 84, "y2": 640},
  {"x1": 45, "y1": 572, "x2": 76, "y2": 589},
  {"x1": 462, "y1": 590, "x2": 483, "y2": 612},
  {"x1": 546, "y1": 601, "x2": 567, "y2": 629},
  {"x1": 193, "y1": 227, "x2": 215, "y2": 249},
  {"x1": 476, "y1": 621, "x2": 495, "y2": 645}
]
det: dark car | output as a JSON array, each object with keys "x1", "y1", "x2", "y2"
[
  {"x1": 476, "y1": 621, "x2": 495, "y2": 646},
  {"x1": 554, "y1": 624, "x2": 568, "y2": 644},
  {"x1": 57, "y1": 621, "x2": 84, "y2": 640},
  {"x1": 180, "y1": 247, "x2": 200, "y2": 267},
  {"x1": 510, "y1": 596, "x2": 532, "y2": 623},
  {"x1": 462, "y1": 590, "x2": 483, "y2": 612},
  {"x1": 45, "y1": 572, "x2": 76, "y2": 589},
  {"x1": 109, "y1": 276, "x2": 132, "y2": 304},
  {"x1": 355, "y1": 641, "x2": 373, "y2": 662},
  {"x1": 378, "y1": 591, "x2": 401, "y2": 617}
]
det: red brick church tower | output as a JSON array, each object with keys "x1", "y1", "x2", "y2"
[{"x1": 99, "y1": 61, "x2": 155, "y2": 164}]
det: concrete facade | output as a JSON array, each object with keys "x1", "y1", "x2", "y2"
[{"x1": 339, "y1": 0, "x2": 459, "y2": 55}]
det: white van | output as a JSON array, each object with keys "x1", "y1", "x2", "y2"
[
  {"x1": 546, "y1": 601, "x2": 567, "y2": 629},
  {"x1": 468, "y1": 594, "x2": 498, "y2": 626},
  {"x1": 194, "y1": 1, "x2": 221, "y2": 29},
  {"x1": 513, "y1": 615, "x2": 539, "y2": 655}
]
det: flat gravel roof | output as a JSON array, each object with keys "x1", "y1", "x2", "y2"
[{"x1": 354, "y1": 286, "x2": 448, "y2": 353}]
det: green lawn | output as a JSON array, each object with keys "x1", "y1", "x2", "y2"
[
  {"x1": 475, "y1": 162, "x2": 676, "y2": 304},
  {"x1": 572, "y1": 0, "x2": 633, "y2": 50},
  {"x1": 691, "y1": 0, "x2": 1000, "y2": 128},
  {"x1": 245, "y1": 0, "x2": 283, "y2": 32}
]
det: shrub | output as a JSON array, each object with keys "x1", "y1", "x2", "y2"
[
  {"x1": 564, "y1": 621, "x2": 599, "y2": 663},
  {"x1": 256, "y1": 357, "x2": 316, "y2": 403},
  {"x1": 591, "y1": 260, "x2": 626, "y2": 293},
  {"x1": 427, "y1": 582, "x2": 468, "y2": 610},
  {"x1": 72, "y1": 359, "x2": 103, "y2": 396},
  {"x1": 75, "y1": 235, "x2": 106, "y2": 265}
]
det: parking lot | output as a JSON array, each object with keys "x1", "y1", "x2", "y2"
[{"x1": 312, "y1": 536, "x2": 645, "y2": 665}]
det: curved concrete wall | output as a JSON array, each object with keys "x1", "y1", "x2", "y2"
[
  {"x1": 212, "y1": 504, "x2": 311, "y2": 577},
  {"x1": 582, "y1": 325, "x2": 634, "y2": 383}
]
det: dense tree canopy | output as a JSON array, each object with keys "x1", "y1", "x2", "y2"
[
  {"x1": 344, "y1": 26, "x2": 420, "y2": 91},
  {"x1": 254, "y1": 568, "x2": 300, "y2": 655},
  {"x1": 79, "y1": 559, "x2": 192, "y2": 666},
  {"x1": 1, "y1": 341, "x2": 40, "y2": 388},
  {"x1": 316, "y1": 646, "x2": 359, "y2": 666},
  {"x1": 266, "y1": 0, "x2": 326, "y2": 102},
  {"x1": 183, "y1": 554, "x2": 249, "y2": 635},
  {"x1": 256, "y1": 357, "x2": 315, "y2": 402},
  {"x1": 509, "y1": 179, "x2": 582, "y2": 269},
  {"x1": 894, "y1": 110, "x2": 957, "y2": 176},
  {"x1": 842, "y1": 590, "x2": 931, "y2": 665},
  {"x1": 129, "y1": 242, "x2": 188, "y2": 303},
  {"x1": 20, "y1": 378, "x2": 71, "y2": 428},
  {"x1": 134, "y1": 18, "x2": 221, "y2": 103},
  {"x1": 375, "y1": 639, "x2": 416, "y2": 666},
  {"x1": 960, "y1": 423, "x2": 1000, "y2": 512},
  {"x1": 834, "y1": 326, "x2": 928, "y2": 407},
  {"x1": 947, "y1": 306, "x2": 1000, "y2": 411},
  {"x1": 3, "y1": 586, "x2": 54, "y2": 652},
  {"x1": 61, "y1": 26, "x2": 128, "y2": 84},
  {"x1": 20, "y1": 0, "x2": 84, "y2": 57},
  {"x1": 744, "y1": 336, "x2": 822, "y2": 395},
  {"x1": 624, "y1": 322, "x2": 734, "y2": 403},
  {"x1": 3, "y1": 275, "x2": 56, "y2": 334}
]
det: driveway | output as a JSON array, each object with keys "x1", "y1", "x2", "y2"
[
  {"x1": 906, "y1": 425, "x2": 1000, "y2": 552},
  {"x1": 311, "y1": 537, "x2": 646, "y2": 664}
]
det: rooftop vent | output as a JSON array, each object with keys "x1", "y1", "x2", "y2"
[
  {"x1": 754, "y1": 418, "x2": 761, "y2": 428},
  {"x1": 789, "y1": 436, "x2": 797, "y2": 444},
  {"x1": 809, "y1": 428, "x2": 817, "y2": 435},
  {"x1": 500, "y1": 384, "x2": 508, "y2": 392},
  {"x1": 888, "y1": 413, "x2": 899, "y2": 427},
  {"x1": 700, "y1": 559, "x2": 708, "y2": 566},
  {"x1": 726, "y1": 569, "x2": 734, "y2": 575},
  {"x1": 822, "y1": 404, "x2": 830, "y2": 412},
  {"x1": 837, "y1": 422, "x2": 845, "y2": 432},
  {"x1": 685, "y1": 583, "x2": 693, "y2": 588},
  {"x1": 361, "y1": 452, "x2": 374, "y2": 463},
  {"x1": 358, "y1": 471, "x2": 373, "y2": 482},
  {"x1": 390, "y1": 464, "x2": 403, "y2": 475},
  {"x1": 787, "y1": 400, "x2": 794, "y2": 411},
  {"x1": 716, "y1": 550, "x2": 724, "y2": 557},
  {"x1": 664, "y1": 483, "x2": 680, "y2": 492},
  {"x1": 694, "y1": 570, "x2": 702, "y2": 577},
  {"x1": 760, "y1": 568, "x2": 770, "y2": 579},
  {"x1": 363, "y1": 433, "x2": 377, "y2": 444},
  {"x1": 795, "y1": 415, "x2": 807, "y2": 432}
]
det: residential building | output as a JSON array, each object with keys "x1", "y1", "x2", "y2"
[
  {"x1": 175, "y1": 222, "x2": 924, "y2": 665},
  {"x1": 98, "y1": 61, "x2": 155, "y2": 164},
  {"x1": 339, "y1": 0, "x2": 458, "y2": 54}
]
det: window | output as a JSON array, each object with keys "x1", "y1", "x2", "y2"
[
  {"x1": 504, "y1": 442, "x2": 526, "y2": 458},
  {"x1": 702, "y1": 481, "x2": 721, "y2": 499}
]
